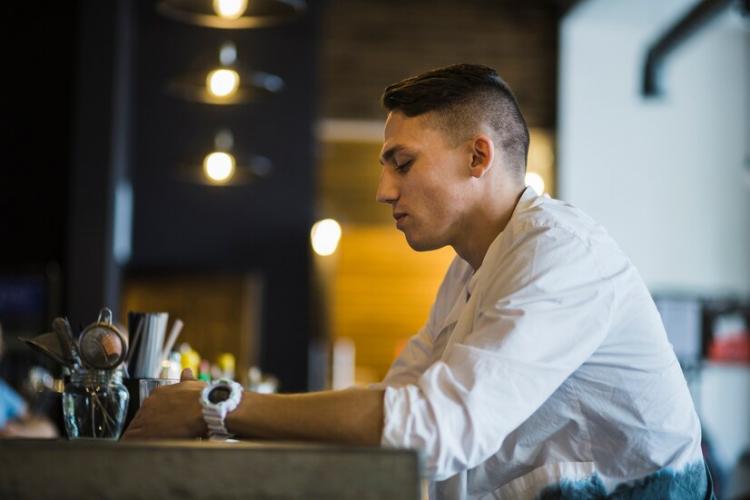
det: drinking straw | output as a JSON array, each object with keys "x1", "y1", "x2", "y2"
[{"x1": 161, "y1": 319, "x2": 184, "y2": 363}]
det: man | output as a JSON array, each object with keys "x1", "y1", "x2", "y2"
[
  {"x1": 0, "y1": 322, "x2": 58, "y2": 438},
  {"x1": 124, "y1": 64, "x2": 711, "y2": 499}
]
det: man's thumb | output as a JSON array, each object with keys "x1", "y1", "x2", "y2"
[{"x1": 180, "y1": 368, "x2": 196, "y2": 381}]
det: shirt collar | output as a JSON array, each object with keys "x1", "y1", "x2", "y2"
[{"x1": 466, "y1": 186, "x2": 539, "y2": 297}]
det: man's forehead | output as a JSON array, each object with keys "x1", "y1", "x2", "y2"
[
  {"x1": 384, "y1": 110, "x2": 431, "y2": 135},
  {"x1": 379, "y1": 112, "x2": 407, "y2": 162},
  {"x1": 379, "y1": 112, "x2": 441, "y2": 162}
]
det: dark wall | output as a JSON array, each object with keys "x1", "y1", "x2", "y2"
[
  {"x1": 128, "y1": 1, "x2": 320, "y2": 392},
  {"x1": 0, "y1": 5, "x2": 77, "y2": 265},
  {"x1": 0, "y1": 3, "x2": 78, "y2": 331},
  {"x1": 320, "y1": 0, "x2": 560, "y2": 128},
  {"x1": 0, "y1": 6, "x2": 76, "y2": 264}
]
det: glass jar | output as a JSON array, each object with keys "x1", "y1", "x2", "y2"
[{"x1": 62, "y1": 369, "x2": 129, "y2": 440}]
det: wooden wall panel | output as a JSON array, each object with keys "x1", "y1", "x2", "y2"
[
  {"x1": 330, "y1": 226, "x2": 455, "y2": 382},
  {"x1": 317, "y1": 140, "x2": 388, "y2": 225}
]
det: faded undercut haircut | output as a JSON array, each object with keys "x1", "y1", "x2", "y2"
[{"x1": 381, "y1": 64, "x2": 530, "y2": 179}]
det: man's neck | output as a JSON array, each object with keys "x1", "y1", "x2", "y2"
[{"x1": 454, "y1": 186, "x2": 526, "y2": 271}]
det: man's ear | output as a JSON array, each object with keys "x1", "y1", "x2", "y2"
[{"x1": 469, "y1": 135, "x2": 494, "y2": 178}]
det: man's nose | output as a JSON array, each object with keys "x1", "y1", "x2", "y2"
[{"x1": 375, "y1": 168, "x2": 398, "y2": 204}]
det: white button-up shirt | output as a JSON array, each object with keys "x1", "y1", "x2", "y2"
[{"x1": 377, "y1": 188, "x2": 705, "y2": 499}]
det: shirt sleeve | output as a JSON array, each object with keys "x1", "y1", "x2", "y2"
[
  {"x1": 371, "y1": 324, "x2": 435, "y2": 390},
  {"x1": 380, "y1": 224, "x2": 616, "y2": 480},
  {"x1": 0, "y1": 379, "x2": 27, "y2": 428}
]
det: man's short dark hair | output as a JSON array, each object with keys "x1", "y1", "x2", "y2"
[{"x1": 382, "y1": 64, "x2": 529, "y2": 178}]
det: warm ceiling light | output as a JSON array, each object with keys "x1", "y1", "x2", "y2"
[
  {"x1": 203, "y1": 152, "x2": 236, "y2": 183},
  {"x1": 206, "y1": 69, "x2": 240, "y2": 98},
  {"x1": 525, "y1": 172, "x2": 545, "y2": 195},
  {"x1": 310, "y1": 219, "x2": 342, "y2": 256},
  {"x1": 213, "y1": 0, "x2": 248, "y2": 19}
]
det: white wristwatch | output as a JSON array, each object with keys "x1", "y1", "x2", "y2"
[{"x1": 200, "y1": 379, "x2": 244, "y2": 439}]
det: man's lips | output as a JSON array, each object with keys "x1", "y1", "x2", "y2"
[{"x1": 394, "y1": 212, "x2": 408, "y2": 229}]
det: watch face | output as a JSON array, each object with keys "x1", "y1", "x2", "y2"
[{"x1": 208, "y1": 386, "x2": 232, "y2": 404}]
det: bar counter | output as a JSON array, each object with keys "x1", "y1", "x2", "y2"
[{"x1": 0, "y1": 439, "x2": 424, "y2": 499}]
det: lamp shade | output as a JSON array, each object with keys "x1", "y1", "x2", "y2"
[
  {"x1": 157, "y1": 0, "x2": 305, "y2": 29},
  {"x1": 166, "y1": 67, "x2": 284, "y2": 105}
]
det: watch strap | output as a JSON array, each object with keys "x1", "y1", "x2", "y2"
[{"x1": 202, "y1": 406, "x2": 231, "y2": 438}]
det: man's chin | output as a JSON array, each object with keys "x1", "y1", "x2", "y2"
[{"x1": 404, "y1": 233, "x2": 445, "y2": 252}]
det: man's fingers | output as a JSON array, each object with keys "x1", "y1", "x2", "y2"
[
  {"x1": 121, "y1": 426, "x2": 140, "y2": 440},
  {"x1": 180, "y1": 368, "x2": 196, "y2": 381},
  {"x1": 120, "y1": 374, "x2": 204, "y2": 440},
  {"x1": 121, "y1": 415, "x2": 143, "y2": 440}
]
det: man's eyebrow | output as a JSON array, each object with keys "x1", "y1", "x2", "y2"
[{"x1": 379, "y1": 145, "x2": 403, "y2": 165}]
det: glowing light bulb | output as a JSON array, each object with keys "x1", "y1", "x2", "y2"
[
  {"x1": 203, "y1": 152, "x2": 236, "y2": 183},
  {"x1": 213, "y1": 0, "x2": 248, "y2": 19},
  {"x1": 525, "y1": 172, "x2": 545, "y2": 195},
  {"x1": 311, "y1": 219, "x2": 342, "y2": 256},
  {"x1": 206, "y1": 69, "x2": 240, "y2": 98}
]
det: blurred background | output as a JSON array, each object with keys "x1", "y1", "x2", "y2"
[{"x1": 0, "y1": 0, "x2": 748, "y2": 496}]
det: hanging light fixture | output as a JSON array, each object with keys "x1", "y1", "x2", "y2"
[
  {"x1": 157, "y1": 0, "x2": 305, "y2": 29},
  {"x1": 166, "y1": 42, "x2": 284, "y2": 105},
  {"x1": 182, "y1": 129, "x2": 272, "y2": 186}
]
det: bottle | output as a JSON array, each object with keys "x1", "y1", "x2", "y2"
[
  {"x1": 180, "y1": 347, "x2": 201, "y2": 377},
  {"x1": 216, "y1": 352, "x2": 236, "y2": 380},
  {"x1": 198, "y1": 359, "x2": 211, "y2": 382},
  {"x1": 167, "y1": 351, "x2": 182, "y2": 379}
]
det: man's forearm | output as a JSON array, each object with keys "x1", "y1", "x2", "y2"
[{"x1": 227, "y1": 387, "x2": 385, "y2": 446}]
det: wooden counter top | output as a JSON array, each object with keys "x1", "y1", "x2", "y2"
[{"x1": 0, "y1": 439, "x2": 424, "y2": 499}]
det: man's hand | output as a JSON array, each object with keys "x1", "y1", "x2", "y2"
[
  {"x1": 122, "y1": 369, "x2": 207, "y2": 440},
  {"x1": 0, "y1": 414, "x2": 58, "y2": 438}
]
